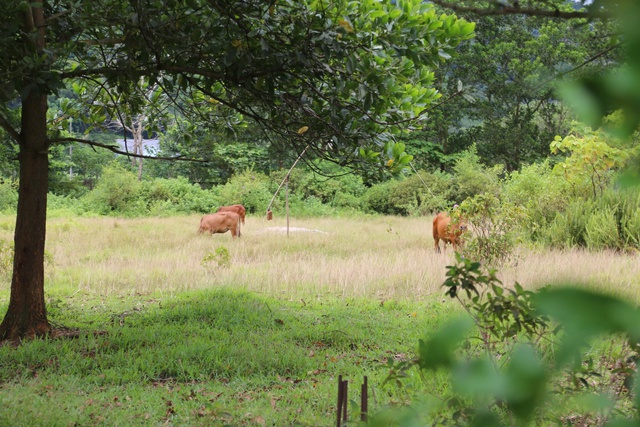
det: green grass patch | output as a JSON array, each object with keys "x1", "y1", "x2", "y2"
[{"x1": 0, "y1": 287, "x2": 458, "y2": 426}]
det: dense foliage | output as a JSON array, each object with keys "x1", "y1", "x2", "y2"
[
  {"x1": 377, "y1": 255, "x2": 640, "y2": 426},
  {"x1": 3, "y1": 117, "x2": 640, "y2": 258}
]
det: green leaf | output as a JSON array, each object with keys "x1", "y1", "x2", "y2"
[
  {"x1": 418, "y1": 317, "x2": 472, "y2": 371},
  {"x1": 388, "y1": 8, "x2": 402, "y2": 19},
  {"x1": 503, "y1": 345, "x2": 547, "y2": 421},
  {"x1": 533, "y1": 288, "x2": 640, "y2": 366}
]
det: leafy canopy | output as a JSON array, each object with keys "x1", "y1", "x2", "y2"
[{"x1": 1, "y1": 0, "x2": 474, "y2": 173}]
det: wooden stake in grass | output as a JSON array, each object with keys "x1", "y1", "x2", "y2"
[
  {"x1": 361, "y1": 375, "x2": 368, "y2": 422},
  {"x1": 336, "y1": 376, "x2": 368, "y2": 426},
  {"x1": 336, "y1": 375, "x2": 348, "y2": 427}
]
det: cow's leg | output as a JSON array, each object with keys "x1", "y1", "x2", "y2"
[{"x1": 434, "y1": 237, "x2": 441, "y2": 253}]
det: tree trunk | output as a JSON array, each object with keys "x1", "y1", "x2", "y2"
[
  {"x1": 134, "y1": 121, "x2": 144, "y2": 181},
  {"x1": 0, "y1": 90, "x2": 51, "y2": 342}
]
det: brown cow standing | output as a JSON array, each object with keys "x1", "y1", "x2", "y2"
[
  {"x1": 433, "y1": 212, "x2": 467, "y2": 253},
  {"x1": 198, "y1": 211, "x2": 242, "y2": 238},
  {"x1": 217, "y1": 204, "x2": 246, "y2": 225}
]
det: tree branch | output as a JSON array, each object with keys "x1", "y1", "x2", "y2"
[
  {"x1": 0, "y1": 113, "x2": 21, "y2": 144},
  {"x1": 533, "y1": 41, "x2": 623, "y2": 91},
  {"x1": 430, "y1": 0, "x2": 610, "y2": 20},
  {"x1": 48, "y1": 137, "x2": 209, "y2": 163}
]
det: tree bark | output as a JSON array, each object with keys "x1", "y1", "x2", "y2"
[
  {"x1": 0, "y1": 2, "x2": 51, "y2": 342},
  {"x1": 0, "y1": 90, "x2": 51, "y2": 342}
]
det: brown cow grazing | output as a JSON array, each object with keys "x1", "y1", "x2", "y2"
[
  {"x1": 217, "y1": 204, "x2": 246, "y2": 225},
  {"x1": 433, "y1": 212, "x2": 467, "y2": 253},
  {"x1": 198, "y1": 211, "x2": 242, "y2": 238}
]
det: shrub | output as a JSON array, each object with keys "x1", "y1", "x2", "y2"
[
  {"x1": 285, "y1": 167, "x2": 367, "y2": 206},
  {"x1": 402, "y1": 170, "x2": 454, "y2": 215},
  {"x1": 362, "y1": 180, "x2": 400, "y2": 215},
  {"x1": 141, "y1": 177, "x2": 217, "y2": 214},
  {"x1": 503, "y1": 160, "x2": 571, "y2": 241},
  {"x1": 361, "y1": 170, "x2": 451, "y2": 216},
  {"x1": 218, "y1": 170, "x2": 272, "y2": 214},
  {"x1": 0, "y1": 179, "x2": 18, "y2": 212},
  {"x1": 451, "y1": 146, "x2": 503, "y2": 202},
  {"x1": 47, "y1": 193, "x2": 91, "y2": 217},
  {"x1": 287, "y1": 195, "x2": 336, "y2": 217},
  {"x1": 379, "y1": 256, "x2": 640, "y2": 426},
  {"x1": 458, "y1": 193, "x2": 525, "y2": 267},
  {"x1": 333, "y1": 192, "x2": 363, "y2": 211},
  {"x1": 83, "y1": 163, "x2": 142, "y2": 215}
]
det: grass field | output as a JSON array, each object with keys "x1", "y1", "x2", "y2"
[{"x1": 0, "y1": 213, "x2": 639, "y2": 426}]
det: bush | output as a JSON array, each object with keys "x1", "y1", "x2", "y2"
[
  {"x1": 362, "y1": 170, "x2": 452, "y2": 216},
  {"x1": 362, "y1": 180, "x2": 400, "y2": 215},
  {"x1": 218, "y1": 170, "x2": 272, "y2": 214},
  {"x1": 379, "y1": 256, "x2": 640, "y2": 426},
  {"x1": 287, "y1": 195, "x2": 336, "y2": 217},
  {"x1": 458, "y1": 193, "x2": 525, "y2": 267},
  {"x1": 47, "y1": 193, "x2": 92, "y2": 217},
  {"x1": 403, "y1": 170, "x2": 454, "y2": 215},
  {"x1": 141, "y1": 177, "x2": 217, "y2": 214},
  {"x1": 503, "y1": 160, "x2": 571, "y2": 240},
  {"x1": 451, "y1": 146, "x2": 503, "y2": 202},
  {"x1": 333, "y1": 192, "x2": 363, "y2": 211},
  {"x1": 0, "y1": 179, "x2": 18, "y2": 212},
  {"x1": 293, "y1": 169, "x2": 367, "y2": 206},
  {"x1": 82, "y1": 163, "x2": 143, "y2": 215}
]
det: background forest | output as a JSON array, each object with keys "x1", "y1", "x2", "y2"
[{"x1": 1, "y1": 5, "x2": 638, "y2": 254}]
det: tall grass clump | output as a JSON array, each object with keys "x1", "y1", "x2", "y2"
[
  {"x1": 622, "y1": 207, "x2": 640, "y2": 247},
  {"x1": 0, "y1": 238, "x2": 12, "y2": 280},
  {"x1": 538, "y1": 188, "x2": 640, "y2": 251},
  {"x1": 585, "y1": 207, "x2": 619, "y2": 250}
]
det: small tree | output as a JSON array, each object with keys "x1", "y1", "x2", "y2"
[{"x1": 551, "y1": 119, "x2": 634, "y2": 198}]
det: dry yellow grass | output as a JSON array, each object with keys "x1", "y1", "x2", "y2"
[{"x1": 1, "y1": 214, "x2": 640, "y2": 302}]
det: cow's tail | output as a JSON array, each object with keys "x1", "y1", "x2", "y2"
[
  {"x1": 196, "y1": 216, "x2": 205, "y2": 234},
  {"x1": 237, "y1": 215, "x2": 242, "y2": 237},
  {"x1": 432, "y1": 214, "x2": 439, "y2": 241}
]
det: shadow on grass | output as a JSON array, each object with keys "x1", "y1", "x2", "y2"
[{"x1": 0, "y1": 288, "x2": 437, "y2": 386}]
